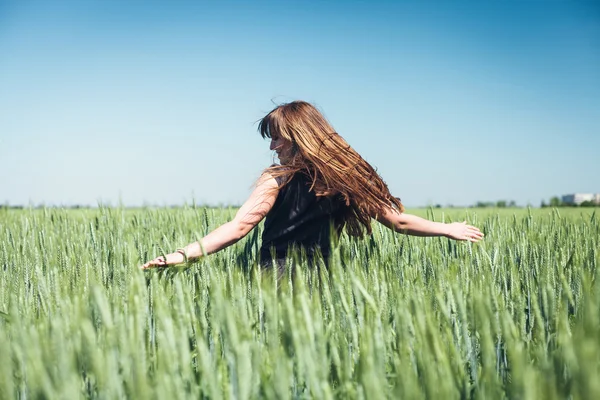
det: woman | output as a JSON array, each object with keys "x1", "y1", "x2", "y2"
[{"x1": 141, "y1": 101, "x2": 483, "y2": 271}]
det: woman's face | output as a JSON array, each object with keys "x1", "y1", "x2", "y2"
[{"x1": 270, "y1": 134, "x2": 294, "y2": 164}]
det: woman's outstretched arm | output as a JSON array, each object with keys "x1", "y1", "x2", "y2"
[
  {"x1": 375, "y1": 207, "x2": 484, "y2": 242},
  {"x1": 140, "y1": 173, "x2": 279, "y2": 269}
]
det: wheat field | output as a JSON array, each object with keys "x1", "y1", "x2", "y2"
[{"x1": 0, "y1": 207, "x2": 598, "y2": 399}]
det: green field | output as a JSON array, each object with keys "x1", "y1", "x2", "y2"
[{"x1": 1, "y1": 207, "x2": 598, "y2": 399}]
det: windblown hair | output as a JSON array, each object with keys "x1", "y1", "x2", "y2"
[{"x1": 258, "y1": 100, "x2": 404, "y2": 237}]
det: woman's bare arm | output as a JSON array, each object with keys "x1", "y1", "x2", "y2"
[
  {"x1": 141, "y1": 173, "x2": 279, "y2": 269},
  {"x1": 375, "y1": 207, "x2": 484, "y2": 242}
]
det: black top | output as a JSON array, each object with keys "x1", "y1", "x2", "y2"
[{"x1": 259, "y1": 171, "x2": 348, "y2": 263}]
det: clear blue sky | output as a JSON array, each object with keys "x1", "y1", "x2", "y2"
[{"x1": 1, "y1": 0, "x2": 598, "y2": 207}]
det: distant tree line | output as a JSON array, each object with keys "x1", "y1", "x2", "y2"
[
  {"x1": 3, "y1": 198, "x2": 596, "y2": 211},
  {"x1": 541, "y1": 197, "x2": 599, "y2": 208},
  {"x1": 473, "y1": 200, "x2": 518, "y2": 208},
  {"x1": 429, "y1": 201, "x2": 520, "y2": 208},
  {"x1": 0, "y1": 204, "x2": 25, "y2": 209},
  {"x1": 0, "y1": 204, "x2": 237, "y2": 210},
  {"x1": 1, "y1": 204, "x2": 81, "y2": 210}
]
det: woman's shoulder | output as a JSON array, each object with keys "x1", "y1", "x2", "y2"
[{"x1": 265, "y1": 164, "x2": 292, "y2": 188}]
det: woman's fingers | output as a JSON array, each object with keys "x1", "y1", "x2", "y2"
[
  {"x1": 468, "y1": 227, "x2": 484, "y2": 236},
  {"x1": 452, "y1": 223, "x2": 484, "y2": 242},
  {"x1": 140, "y1": 257, "x2": 167, "y2": 270},
  {"x1": 465, "y1": 225, "x2": 484, "y2": 241},
  {"x1": 140, "y1": 261, "x2": 154, "y2": 270},
  {"x1": 456, "y1": 221, "x2": 484, "y2": 242}
]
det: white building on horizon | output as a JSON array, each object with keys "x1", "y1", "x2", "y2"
[{"x1": 561, "y1": 193, "x2": 600, "y2": 205}]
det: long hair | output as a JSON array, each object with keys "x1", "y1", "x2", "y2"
[{"x1": 258, "y1": 100, "x2": 404, "y2": 237}]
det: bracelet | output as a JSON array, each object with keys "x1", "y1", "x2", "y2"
[{"x1": 176, "y1": 248, "x2": 189, "y2": 264}]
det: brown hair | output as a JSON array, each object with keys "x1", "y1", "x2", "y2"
[{"x1": 258, "y1": 100, "x2": 404, "y2": 237}]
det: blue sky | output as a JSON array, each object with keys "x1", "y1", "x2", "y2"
[{"x1": 1, "y1": 0, "x2": 598, "y2": 207}]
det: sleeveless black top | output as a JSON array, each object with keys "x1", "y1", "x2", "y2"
[{"x1": 259, "y1": 171, "x2": 348, "y2": 264}]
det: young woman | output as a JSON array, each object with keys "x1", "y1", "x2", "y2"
[{"x1": 141, "y1": 101, "x2": 483, "y2": 271}]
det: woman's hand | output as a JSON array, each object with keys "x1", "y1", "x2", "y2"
[
  {"x1": 445, "y1": 221, "x2": 484, "y2": 242},
  {"x1": 140, "y1": 251, "x2": 186, "y2": 270}
]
